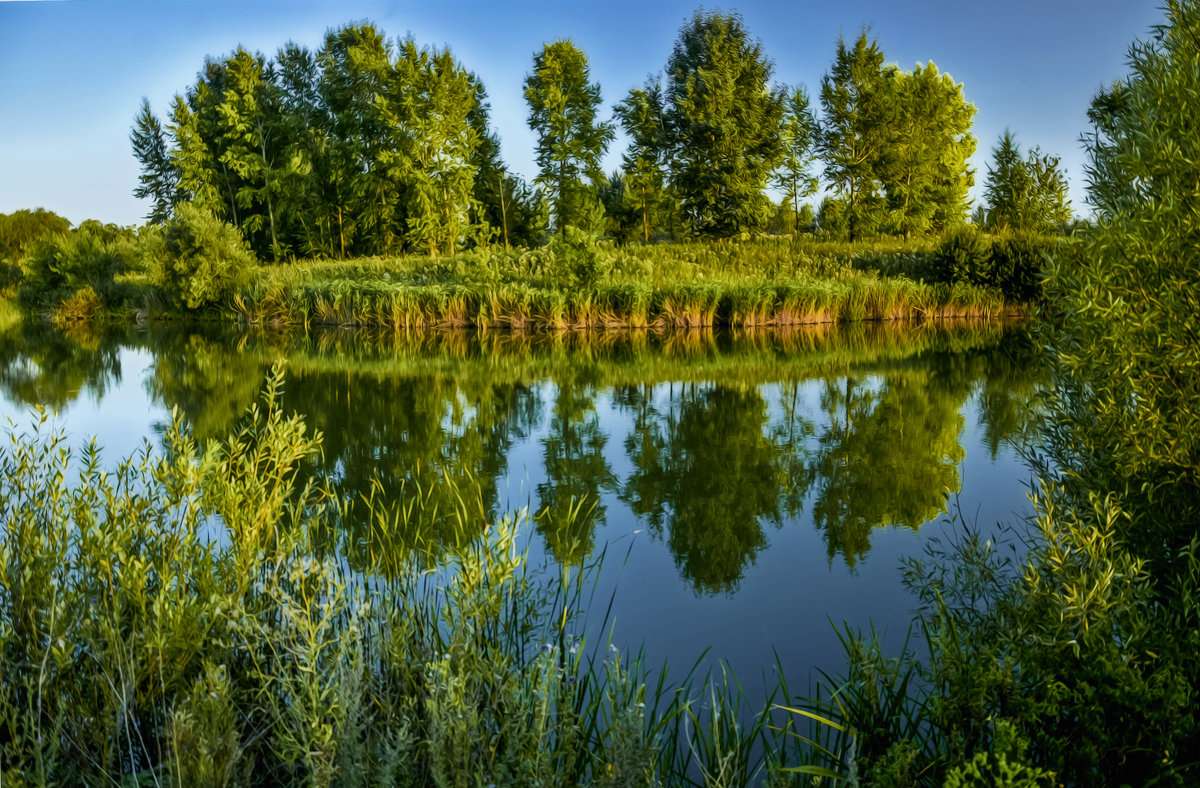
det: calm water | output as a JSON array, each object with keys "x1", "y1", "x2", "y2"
[{"x1": 0, "y1": 320, "x2": 1042, "y2": 690}]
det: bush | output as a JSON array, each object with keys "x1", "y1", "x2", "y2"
[
  {"x1": 18, "y1": 226, "x2": 128, "y2": 308},
  {"x1": 988, "y1": 234, "x2": 1051, "y2": 301},
  {"x1": 151, "y1": 203, "x2": 256, "y2": 309},
  {"x1": 546, "y1": 227, "x2": 611, "y2": 290},
  {"x1": 935, "y1": 226, "x2": 992, "y2": 286}
]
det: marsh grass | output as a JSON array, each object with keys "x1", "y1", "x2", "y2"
[
  {"x1": 228, "y1": 239, "x2": 1013, "y2": 331},
  {"x1": 0, "y1": 365, "x2": 847, "y2": 786}
]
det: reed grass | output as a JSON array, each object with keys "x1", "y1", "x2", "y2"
[{"x1": 227, "y1": 239, "x2": 1014, "y2": 331}]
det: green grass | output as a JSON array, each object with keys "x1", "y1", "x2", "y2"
[{"x1": 228, "y1": 238, "x2": 1015, "y2": 330}]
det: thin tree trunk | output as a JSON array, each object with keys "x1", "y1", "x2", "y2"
[{"x1": 498, "y1": 174, "x2": 510, "y2": 250}]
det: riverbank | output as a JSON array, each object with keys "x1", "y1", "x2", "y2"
[
  {"x1": 232, "y1": 238, "x2": 1016, "y2": 329},
  {"x1": 13, "y1": 236, "x2": 1035, "y2": 330}
]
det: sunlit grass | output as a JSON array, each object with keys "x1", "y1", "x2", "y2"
[{"x1": 232, "y1": 238, "x2": 1014, "y2": 330}]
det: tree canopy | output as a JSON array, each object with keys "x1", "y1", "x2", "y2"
[{"x1": 664, "y1": 10, "x2": 784, "y2": 239}]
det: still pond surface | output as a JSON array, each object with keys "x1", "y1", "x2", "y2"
[{"x1": 0, "y1": 319, "x2": 1041, "y2": 689}]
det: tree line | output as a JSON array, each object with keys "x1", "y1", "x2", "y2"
[{"x1": 131, "y1": 10, "x2": 1072, "y2": 260}]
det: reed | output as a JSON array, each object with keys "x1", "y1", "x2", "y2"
[{"x1": 226, "y1": 239, "x2": 1016, "y2": 331}]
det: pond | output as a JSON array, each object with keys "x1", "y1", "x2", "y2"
[{"x1": 0, "y1": 319, "x2": 1042, "y2": 693}]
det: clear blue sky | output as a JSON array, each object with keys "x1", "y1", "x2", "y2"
[{"x1": 0, "y1": 0, "x2": 1163, "y2": 227}]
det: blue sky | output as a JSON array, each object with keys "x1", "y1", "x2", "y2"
[{"x1": 0, "y1": 0, "x2": 1163, "y2": 226}]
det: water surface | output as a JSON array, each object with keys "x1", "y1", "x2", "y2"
[{"x1": 0, "y1": 320, "x2": 1042, "y2": 688}]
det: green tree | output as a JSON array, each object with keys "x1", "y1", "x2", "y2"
[
  {"x1": 0, "y1": 209, "x2": 70, "y2": 264},
  {"x1": 151, "y1": 203, "x2": 256, "y2": 309},
  {"x1": 131, "y1": 99, "x2": 183, "y2": 225},
  {"x1": 664, "y1": 10, "x2": 784, "y2": 238},
  {"x1": 982, "y1": 130, "x2": 1071, "y2": 232},
  {"x1": 614, "y1": 79, "x2": 669, "y2": 242},
  {"x1": 524, "y1": 41, "x2": 614, "y2": 237},
  {"x1": 773, "y1": 86, "x2": 819, "y2": 234},
  {"x1": 819, "y1": 33, "x2": 888, "y2": 240},
  {"x1": 317, "y1": 23, "x2": 401, "y2": 255},
  {"x1": 215, "y1": 48, "x2": 287, "y2": 260},
  {"x1": 876, "y1": 63, "x2": 977, "y2": 236},
  {"x1": 387, "y1": 41, "x2": 482, "y2": 257}
]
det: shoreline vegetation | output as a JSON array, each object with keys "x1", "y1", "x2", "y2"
[{"x1": 3, "y1": 234, "x2": 1050, "y2": 333}]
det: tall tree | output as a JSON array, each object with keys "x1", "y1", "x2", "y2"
[
  {"x1": 772, "y1": 86, "x2": 819, "y2": 234},
  {"x1": 819, "y1": 33, "x2": 888, "y2": 240},
  {"x1": 876, "y1": 63, "x2": 976, "y2": 236},
  {"x1": 216, "y1": 48, "x2": 286, "y2": 259},
  {"x1": 664, "y1": 10, "x2": 783, "y2": 239},
  {"x1": 386, "y1": 41, "x2": 481, "y2": 257},
  {"x1": 614, "y1": 79, "x2": 669, "y2": 242},
  {"x1": 318, "y1": 23, "x2": 399, "y2": 255},
  {"x1": 982, "y1": 130, "x2": 1071, "y2": 232},
  {"x1": 131, "y1": 99, "x2": 182, "y2": 225},
  {"x1": 524, "y1": 40, "x2": 614, "y2": 237}
]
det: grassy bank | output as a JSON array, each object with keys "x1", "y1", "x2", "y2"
[
  {"x1": 232, "y1": 239, "x2": 1012, "y2": 330},
  {"x1": 12, "y1": 235, "x2": 1030, "y2": 330}
]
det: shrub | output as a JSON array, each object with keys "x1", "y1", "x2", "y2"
[
  {"x1": 152, "y1": 203, "x2": 256, "y2": 309},
  {"x1": 18, "y1": 226, "x2": 128, "y2": 308},
  {"x1": 546, "y1": 227, "x2": 611, "y2": 290},
  {"x1": 988, "y1": 234, "x2": 1051, "y2": 301},
  {"x1": 935, "y1": 226, "x2": 992, "y2": 286}
]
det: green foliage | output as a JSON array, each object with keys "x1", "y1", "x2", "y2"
[
  {"x1": 875, "y1": 62, "x2": 976, "y2": 237},
  {"x1": 981, "y1": 130, "x2": 1072, "y2": 233},
  {"x1": 943, "y1": 721, "x2": 1053, "y2": 788},
  {"x1": 525, "y1": 40, "x2": 614, "y2": 237},
  {"x1": 0, "y1": 209, "x2": 71, "y2": 264},
  {"x1": 152, "y1": 203, "x2": 257, "y2": 309},
  {"x1": 664, "y1": 10, "x2": 784, "y2": 238},
  {"x1": 18, "y1": 222, "x2": 132, "y2": 311},
  {"x1": 131, "y1": 98, "x2": 183, "y2": 224},
  {"x1": 545, "y1": 226, "x2": 612, "y2": 290}
]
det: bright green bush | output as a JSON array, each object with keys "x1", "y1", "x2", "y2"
[
  {"x1": 18, "y1": 224, "x2": 129, "y2": 310},
  {"x1": 152, "y1": 203, "x2": 257, "y2": 309},
  {"x1": 935, "y1": 225, "x2": 992, "y2": 286}
]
